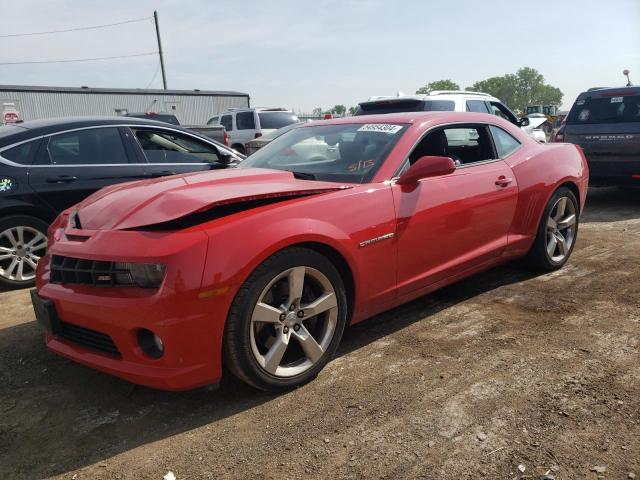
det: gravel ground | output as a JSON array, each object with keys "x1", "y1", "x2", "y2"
[{"x1": 0, "y1": 187, "x2": 638, "y2": 480}]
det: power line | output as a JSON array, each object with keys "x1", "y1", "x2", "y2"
[
  {"x1": 0, "y1": 52, "x2": 158, "y2": 66},
  {"x1": 0, "y1": 17, "x2": 152, "y2": 38},
  {"x1": 145, "y1": 62, "x2": 161, "y2": 89}
]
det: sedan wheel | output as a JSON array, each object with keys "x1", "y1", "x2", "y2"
[
  {"x1": 0, "y1": 216, "x2": 48, "y2": 288},
  {"x1": 224, "y1": 247, "x2": 348, "y2": 391},
  {"x1": 250, "y1": 266, "x2": 338, "y2": 377}
]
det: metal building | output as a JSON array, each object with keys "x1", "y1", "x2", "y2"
[{"x1": 0, "y1": 85, "x2": 250, "y2": 125}]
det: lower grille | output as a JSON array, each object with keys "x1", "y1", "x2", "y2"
[{"x1": 57, "y1": 321, "x2": 121, "y2": 357}]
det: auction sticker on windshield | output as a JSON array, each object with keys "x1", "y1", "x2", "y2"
[{"x1": 357, "y1": 124, "x2": 403, "y2": 134}]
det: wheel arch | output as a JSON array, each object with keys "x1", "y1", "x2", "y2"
[
  {"x1": 556, "y1": 181, "x2": 581, "y2": 212},
  {"x1": 0, "y1": 206, "x2": 55, "y2": 225},
  {"x1": 291, "y1": 241, "x2": 356, "y2": 324}
]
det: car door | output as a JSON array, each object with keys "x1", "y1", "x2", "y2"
[
  {"x1": 220, "y1": 114, "x2": 235, "y2": 145},
  {"x1": 234, "y1": 111, "x2": 256, "y2": 146},
  {"x1": 27, "y1": 126, "x2": 145, "y2": 213},
  {"x1": 392, "y1": 124, "x2": 518, "y2": 296},
  {"x1": 127, "y1": 126, "x2": 231, "y2": 177}
]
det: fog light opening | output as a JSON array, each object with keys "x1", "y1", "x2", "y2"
[{"x1": 137, "y1": 328, "x2": 164, "y2": 359}]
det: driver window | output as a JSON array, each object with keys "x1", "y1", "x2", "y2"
[
  {"x1": 409, "y1": 125, "x2": 495, "y2": 167},
  {"x1": 134, "y1": 129, "x2": 222, "y2": 164}
]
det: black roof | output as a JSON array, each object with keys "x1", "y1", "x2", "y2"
[
  {"x1": 577, "y1": 85, "x2": 640, "y2": 99},
  {"x1": 0, "y1": 84, "x2": 249, "y2": 98},
  {"x1": 0, "y1": 116, "x2": 207, "y2": 148}
]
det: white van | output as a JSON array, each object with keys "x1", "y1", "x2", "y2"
[{"x1": 217, "y1": 108, "x2": 299, "y2": 154}]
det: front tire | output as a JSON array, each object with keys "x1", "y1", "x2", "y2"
[
  {"x1": 526, "y1": 187, "x2": 579, "y2": 271},
  {"x1": 223, "y1": 247, "x2": 348, "y2": 391},
  {"x1": 0, "y1": 215, "x2": 49, "y2": 288}
]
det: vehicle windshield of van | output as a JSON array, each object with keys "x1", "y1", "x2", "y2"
[{"x1": 567, "y1": 94, "x2": 640, "y2": 124}]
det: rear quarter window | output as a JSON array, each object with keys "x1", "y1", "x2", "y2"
[
  {"x1": 236, "y1": 112, "x2": 256, "y2": 130},
  {"x1": 567, "y1": 94, "x2": 640, "y2": 124},
  {"x1": 0, "y1": 139, "x2": 42, "y2": 165},
  {"x1": 490, "y1": 126, "x2": 521, "y2": 157}
]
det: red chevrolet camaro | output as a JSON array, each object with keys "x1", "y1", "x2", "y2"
[{"x1": 32, "y1": 112, "x2": 588, "y2": 391}]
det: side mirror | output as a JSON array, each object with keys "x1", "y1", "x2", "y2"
[
  {"x1": 519, "y1": 117, "x2": 530, "y2": 127},
  {"x1": 218, "y1": 151, "x2": 234, "y2": 163},
  {"x1": 397, "y1": 156, "x2": 456, "y2": 186}
]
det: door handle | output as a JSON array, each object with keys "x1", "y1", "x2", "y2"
[
  {"x1": 495, "y1": 176, "x2": 513, "y2": 187},
  {"x1": 46, "y1": 175, "x2": 78, "y2": 183}
]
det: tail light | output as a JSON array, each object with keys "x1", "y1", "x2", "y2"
[
  {"x1": 223, "y1": 130, "x2": 229, "y2": 146},
  {"x1": 254, "y1": 132, "x2": 262, "y2": 139}
]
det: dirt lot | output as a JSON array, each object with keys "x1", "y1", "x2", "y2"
[{"x1": 0, "y1": 187, "x2": 638, "y2": 480}]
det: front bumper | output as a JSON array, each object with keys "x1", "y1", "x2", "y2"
[{"x1": 34, "y1": 228, "x2": 234, "y2": 391}]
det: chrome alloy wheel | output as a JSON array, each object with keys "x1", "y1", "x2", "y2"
[
  {"x1": 546, "y1": 196, "x2": 577, "y2": 263},
  {"x1": 250, "y1": 266, "x2": 338, "y2": 378},
  {"x1": 0, "y1": 226, "x2": 47, "y2": 283}
]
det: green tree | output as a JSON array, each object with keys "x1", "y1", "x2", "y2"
[
  {"x1": 311, "y1": 107, "x2": 323, "y2": 118},
  {"x1": 348, "y1": 106, "x2": 357, "y2": 116},
  {"x1": 416, "y1": 79, "x2": 460, "y2": 94},
  {"x1": 466, "y1": 67, "x2": 563, "y2": 113},
  {"x1": 331, "y1": 105, "x2": 346, "y2": 116}
]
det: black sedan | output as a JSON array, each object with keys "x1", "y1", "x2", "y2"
[{"x1": 0, "y1": 116, "x2": 242, "y2": 287}]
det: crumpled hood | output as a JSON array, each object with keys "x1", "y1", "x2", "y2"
[{"x1": 76, "y1": 168, "x2": 350, "y2": 230}]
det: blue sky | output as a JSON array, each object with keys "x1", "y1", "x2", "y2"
[{"x1": 1, "y1": 0, "x2": 639, "y2": 113}]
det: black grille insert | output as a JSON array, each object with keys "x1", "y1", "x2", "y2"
[
  {"x1": 57, "y1": 321, "x2": 121, "y2": 357},
  {"x1": 50, "y1": 255, "x2": 132, "y2": 287}
]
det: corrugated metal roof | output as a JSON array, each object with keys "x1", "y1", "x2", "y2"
[{"x1": 0, "y1": 84, "x2": 249, "y2": 97}]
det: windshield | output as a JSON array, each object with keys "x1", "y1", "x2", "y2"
[
  {"x1": 567, "y1": 94, "x2": 640, "y2": 124},
  {"x1": 258, "y1": 112, "x2": 299, "y2": 129},
  {"x1": 239, "y1": 122, "x2": 409, "y2": 183}
]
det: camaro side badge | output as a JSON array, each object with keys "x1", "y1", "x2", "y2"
[{"x1": 359, "y1": 233, "x2": 395, "y2": 248}]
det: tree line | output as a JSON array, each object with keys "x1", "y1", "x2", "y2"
[{"x1": 415, "y1": 67, "x2": 563, "y2": 113}]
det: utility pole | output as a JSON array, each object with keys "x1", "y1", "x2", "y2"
[{"x1": 154, "y1": 11, "x2": 167, "y2": 89}]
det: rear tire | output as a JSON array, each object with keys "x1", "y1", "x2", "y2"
[
  {"x1": 526, "y1": 187, "x2": 579, "y2": 271},
  {"x1": 0, "y1": 215, "x2": 49, "y2": 288},
  {"x1": 223, "y1": 247, "x2": 348, "y2": 391}
]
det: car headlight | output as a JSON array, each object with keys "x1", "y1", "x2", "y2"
[{"x1": 114, "y1": 262, "x2": 166, "y2": 288}]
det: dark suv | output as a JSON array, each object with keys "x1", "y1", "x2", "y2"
[
  {"x1": 0, "y1": 116, "x2": 241, "y2": 287},
  {"x1": 564, "y1": 86, "x2": 640, "y2": 185}
]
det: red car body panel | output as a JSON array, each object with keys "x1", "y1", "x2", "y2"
[{"x1": 35, "y1": 112, "x2": 589, "y2": 390}]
